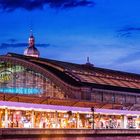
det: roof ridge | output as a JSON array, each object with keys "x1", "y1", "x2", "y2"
[{"x1": 7, "y1": 52, "x2": 140, "y2": 78}]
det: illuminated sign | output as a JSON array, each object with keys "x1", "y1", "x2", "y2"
[
  {"x1": 0, "y1": 87, "x2": 42, "y2": 94},
  {"x1": 0, "y1": 70, "x2": 13, "y2": 83}
]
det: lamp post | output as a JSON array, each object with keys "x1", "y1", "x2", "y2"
[{"x1": 91, "y1": 107, "x2": 95, "y2": 129}]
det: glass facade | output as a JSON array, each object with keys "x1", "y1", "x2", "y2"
[
  {"x1": 0, "y1": 109, "x2": 92, "y2": 129},
  {"x1": 0, "y1": 106, "x2": 140, "y2": 129},
  {"x1": 94, "y1": 114, "x2": 140, "y2": 129},
  {"x1": 0, "y1": 61, "x2": 65, "y2": 98}
]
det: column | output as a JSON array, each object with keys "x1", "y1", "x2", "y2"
[
  {"x1": 0, "y1": 110, "x2": 3, "y2": 128},
  {"x1": 77, "y1": 113, "x2": 80, "y2": 128},
  {"x1": 5, "y1": 108, "x2": 8, "y2": 128},
  {"x1": 55, "y1": 111, "x2": 58, "y2": 128},
  {"x1": 123, "y1": 115, "x2": 127, "y2": 129},
  {"x1": 31, "y1": 110, "x2": 35, "y2": 128}
]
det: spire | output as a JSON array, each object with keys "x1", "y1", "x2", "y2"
[
  {"x1": 29, "y1": 30, "x2": 35, "y2": 48},
  {"x1": 29, "y1": 22, "x2": 33, "y2": 37},
  {"x1": 30, "y1": 29, "x2": 33, "y2": 37}
]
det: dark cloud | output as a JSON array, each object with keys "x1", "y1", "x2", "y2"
[
  {"x1": 7, "y1": 38, "x2": 17, "y2": 43},
  {"x1": 0, "y1": 0, "x2": 95, "y2": 12},
  {"x1": 119, "y1": 27, "x2": 140, "y2": 32},
  {"x1": 117, "y1": 26, "x2": 140, "y2": 38},
  {"x1": 36, "y1": 43, "x2": 50, "y2": 47},
  {"x1": 0, "y1": 43, "x2": 50, "y2": 49}
]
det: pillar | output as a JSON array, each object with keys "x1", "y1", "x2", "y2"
[
  {"x1": 5, "y1": 108, "x2": 8, "y2": 128},
  {"x1": 0, "y1": 110, "x2": 3, "y2": 128},
  {"x1": 123, "y1": 115, "x2": 127, "y2": 129},
  {"x1": 55, "y1": 111, "x2": 58, "y2": 128},
  {"x1": 31, "y1": 110, "x2": 35, "y2": 128},
  {"x1": 77, "y1": 113, "x2": 80, "y2": 128}
]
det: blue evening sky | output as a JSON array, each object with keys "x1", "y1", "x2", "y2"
[{"x1": 0, "y1": 0, "x2": 140, "y2": 73}]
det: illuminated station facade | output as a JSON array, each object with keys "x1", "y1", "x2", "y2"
[{"x1": 0, "y1": 33, "x2": 140, "y2": 129}]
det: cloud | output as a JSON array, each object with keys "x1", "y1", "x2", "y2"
[
  {"x1": 119, "y1": 27, "x2": 140, "y2": 32},
  {"x1": 114, "y1": 51, "x2": 140, "y2": 65},
  {"x1": 117, "y1": 26, "x2": 140, "y2": 37},
  {"x1": 117, "y1": 31, "x2": 132, "y2": 38},
  {"x1": 0, "y1": 0, "x2": 95, "y2": 12},
  {"x1": 0, "y1": 42, "x2": 50, "y2": 49},
  {"x1": 7, "y1": 38, "x2": 17, "y2": 43}
]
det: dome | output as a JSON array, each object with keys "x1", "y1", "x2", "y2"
[
  {"x1": 24, "y1": 32, "x2": 40, "y2": 58},
  {"x1": 24, "y1": 46, "x2": 40, "y2": 58}
]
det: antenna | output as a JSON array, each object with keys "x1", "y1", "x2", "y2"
[
  {"x1": 29, "y1": 20, "x2": 33, "y2": 36},
  {"x1": 87, "y1": 56, "x2": 90, "y2": 63},
  {"x1": 85, "y1": 56, "x2": 94, "y2": 67},
  {"x1": 30, "y1": 29, "x2": 33, "y2": 36}
]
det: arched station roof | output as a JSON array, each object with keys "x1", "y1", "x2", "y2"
[{"x1": 1, "y1": 53, "x2": 140, "y2": 93}]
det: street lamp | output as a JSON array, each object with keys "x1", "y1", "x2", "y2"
[{"x1": 91, "y1": 107, "x2": 95, "y2": 129}]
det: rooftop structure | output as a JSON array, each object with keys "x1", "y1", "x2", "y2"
[
  {"x1": 24, "y1": 32, "x2": 40, "y2": 57},
  {"x1": 0, "y1": 52, "x2": 140, "y2": 110}
]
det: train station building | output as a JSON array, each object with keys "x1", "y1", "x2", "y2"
[{"x1": 0, "y1": 33, "x2": 140, "y2": 129}]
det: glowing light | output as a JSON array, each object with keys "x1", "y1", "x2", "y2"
[{"x1": 0, "y1": 87, "x2": 42, "y2": 94}]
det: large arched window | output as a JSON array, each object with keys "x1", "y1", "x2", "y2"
[{"x1": 0, "y1": 61, "x2": 65, "y2": 99}]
